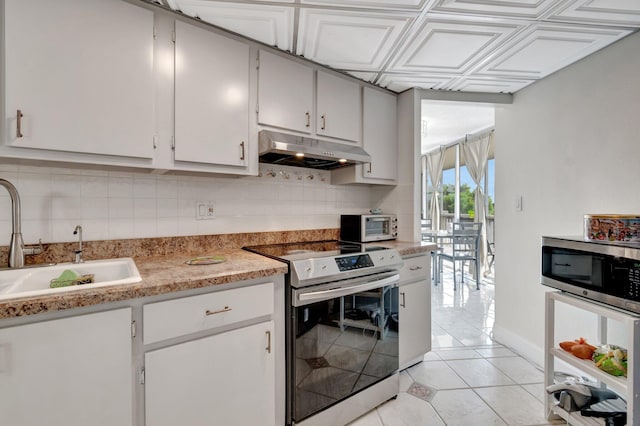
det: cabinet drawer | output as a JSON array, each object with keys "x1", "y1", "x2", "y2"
[
  {"x1": 143, "y1": 282, "x2": 274, "y2": 344},
  {"x1": 400, "y1": 255, "x2": 429, "y2": 284}
]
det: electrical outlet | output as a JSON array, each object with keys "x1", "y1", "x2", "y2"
[{"x1": 196, "y1": 201, "x2": 215, "y2": 220}]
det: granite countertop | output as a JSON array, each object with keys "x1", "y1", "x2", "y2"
[
  {"x1": 379, "y1": 240, "x2": 437, "y2": 255},
  {"x1": 0, "y1": 240, "x2": 433, "y2": 320},
  {"x1": 0, "y1": 249, "x2": 287, "y2": 320}
]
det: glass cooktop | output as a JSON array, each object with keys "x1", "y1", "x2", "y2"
[{"x1": 244, "y1": 240, "x2": 388, "y2": 262}]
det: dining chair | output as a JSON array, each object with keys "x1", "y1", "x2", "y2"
[
  {"x1": 487, "y1": 239, "x2": 495, "y2": 269},
  {"x1": 438, "y1": 222, "x2": 482, "y2": 290}
]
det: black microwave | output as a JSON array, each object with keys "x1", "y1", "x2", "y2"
[{"x1": 541, "y1": 236, "x2": 640, "y2": 313}]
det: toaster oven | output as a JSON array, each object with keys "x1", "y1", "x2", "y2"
[{"x1": 340, "y1": 214, "x2": 398, "y2": 243}]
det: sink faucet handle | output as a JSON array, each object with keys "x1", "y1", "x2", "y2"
[{"x1": 23, "y1": 238, "x2": 44, "y2": 256}]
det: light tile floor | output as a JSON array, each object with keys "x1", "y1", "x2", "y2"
[{"x1": 348, "y1": 264, "x2": 563, "y2": 426}]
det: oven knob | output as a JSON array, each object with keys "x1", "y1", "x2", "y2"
[
  {"x1": 322, "y1": 265, "x2": 327, "y2": 270},
  {"x1": 306, "y1": 267, "x2": 312, "y2": 273}
]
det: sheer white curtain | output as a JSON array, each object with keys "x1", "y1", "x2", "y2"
[
  {"x1": 426, "y1": 147, "x2": 446, "y2": 231},
  {"x1": 462, "y1": 131, "x2": 493, "y2": 276}
]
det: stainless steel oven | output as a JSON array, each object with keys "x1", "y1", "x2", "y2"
[{"x1": 245, "y1": 241, "x2": 402, "y2": 426}]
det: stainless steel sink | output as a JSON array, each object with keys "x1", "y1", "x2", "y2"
[{"x1": 0, "y1": 258, "x2": 141, "y2": 300}]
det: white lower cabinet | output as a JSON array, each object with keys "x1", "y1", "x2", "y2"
[
  {"x1": 144, "y1": 320, "x2": 275, "y2": 426},
  {"x1": 0, "y1": 308, "x2": 133, "y2": 426},
  {"x1": 0, "y1": 278, "x2": 283, "y2": 426},
  {"x1": 399, "y1": 254, "x2": 431, "y2": 370},
  {"x1": 142, "y1": 281, "x2": 279, "y2": 426}
]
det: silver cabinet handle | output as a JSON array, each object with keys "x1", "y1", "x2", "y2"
[
  {"x1": 205, "y1": 306, "x2": 232, "y2": 316},
  {"x1": 265, "y1": 330, "x2": 271, "y2": 354},
  {"x1": 321, "y1": 114, "x2": 326, "y2": 130},
  {"x1": 240, "y1": 141, "x2": 245, "y2": 160},
  {"x1": 400, "y1": 291, "x2": 406, "y2": 308},
  {"x1": 409, "y1": 266, "x2": 423, "y2": 271},
  {"x1": 16, "y1": 109, "x2": 24, "y2": 138},
  {"x1": 305, "y1": 112, "x2": 311, "y2": 128}
]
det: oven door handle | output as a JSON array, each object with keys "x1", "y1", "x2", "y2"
[{"x1": 297, "y1": 274, "x2": 399, "y2": 303}]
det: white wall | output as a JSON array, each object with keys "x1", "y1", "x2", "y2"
[
  {"x1": 0, "y1": 162, "x2": 374, "y2": 245},
  {"x1": 494, "y1": 30, "x2": 640, "y2": 364}
]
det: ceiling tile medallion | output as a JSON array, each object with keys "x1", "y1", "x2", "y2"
[
  {"x1": 448, "y1": 76, "x2": 535, "y2": 93},
  {"x1": 474, "y1": 23, "x2": 633, "y2": 79},
  {"x1": 548, "y1": 0, "x2": 640, "y2": 27},
  {"x1": 388, "y1": 16, "x2": 526, "y2": 74},
  {"x1": 166, "y1": 0, "x2": 295, "y2": 51},
  {"x1": 300, "y1": 0, "x2": 429, "y2": 11},
  {"x1": 428, "y1": 0, "x2": 564, "y2": 19},
  {"x1": 297, "y1": 9, "x2": 413, "y2": 70}
]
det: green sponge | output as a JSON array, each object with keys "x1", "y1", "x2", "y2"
[{"x1": 50, "y1": 269, "x2": 79, "y2": 288}]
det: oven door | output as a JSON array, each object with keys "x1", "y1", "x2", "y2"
[{"x1": 290, "y1": 272, "x2": 399, "y2": 423}]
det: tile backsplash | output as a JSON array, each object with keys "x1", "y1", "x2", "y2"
[{"x1": 0, "y1": 163, "x2": 377, "y2": 245}]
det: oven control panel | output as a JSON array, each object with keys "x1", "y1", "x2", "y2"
[{"x1": 335, "y1": 254, "x2": 374, "y2": 271}]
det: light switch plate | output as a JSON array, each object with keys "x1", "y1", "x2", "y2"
[{"x1": 514, "y1": 196, "x2": 523, "y2": 212}]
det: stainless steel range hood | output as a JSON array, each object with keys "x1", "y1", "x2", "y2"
[{"x1": 258, "y1": 130, "x2": 371, "y2": 170}]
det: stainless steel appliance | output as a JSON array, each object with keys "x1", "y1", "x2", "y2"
[
  {"x1": 340, "y1": 214, "x2": 398, "y2": 242},
  {"x1": 541, "y1": 236, "x2": 640, "y2": 313},
  {"x1": 258, "y1": 130, "x2": 371, "y2": 170},
  {"x1": 244, "y1": 240, "x2": 402, "y2": 426}
]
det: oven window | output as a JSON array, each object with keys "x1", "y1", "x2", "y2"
[
  {"x1": 293, "y1": 285, "x2": 398, "y2": 421},
  {"x1": 365, "y1": 218, "x2": 390, "y2": 237}
]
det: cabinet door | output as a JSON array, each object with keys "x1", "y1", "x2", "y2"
[
  {"x1": 145, "y1": 320, "x2": 275, "y2": 426},
  {"x1": 4, "y1": 0, "x2": 154, "y2": 159},
  {"x1": 174, "y1": 21, "x2": 249, "y2": 167},
  {"x1": 258, "y1": 51, "x2": 313, "y2": 134},
  {"x1": 0, "y1": 308, "x2": 133, "y2": 426},
  {"x1": 399, "y1": 279, "x2": 431, "y2": 369},
  {"x1": 362, "y1": 88, "x2": 397, "y2": 181},
  {"x1": 316, "y1": 71, "x2": 361, "y2": 142}
]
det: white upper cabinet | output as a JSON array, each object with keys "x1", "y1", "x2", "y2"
[
  {"x1": 4, "y1": 0, "x2": 154, "y2": 159},
  {"x1": 331, "y1": 87, "x2": 397, "y2": 185},
  {"x1": 316, "y1": 70, "x2": 361, "y2": 142},
  {"x1": 174, "y1": 21, "x2": 249, "y2": 168},
  {"x1": 362, "y1": 87, "x2": 397, "y2": 180},
  {"x1": 257, "y1": 51, "x2": 363, "y2": 144},
  {"x1": 258, "y1": 50, "x2": 314, "y2": 134}
]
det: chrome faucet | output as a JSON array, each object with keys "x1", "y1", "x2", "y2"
[
  {"x1": 73, "y1": 225, "x2": 83, "y2": 264},
  {"x1": 0, "y1": 178, "x2": 42, "y2": 268}
]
